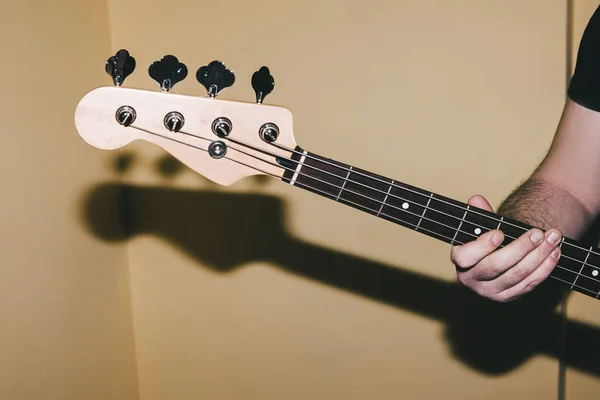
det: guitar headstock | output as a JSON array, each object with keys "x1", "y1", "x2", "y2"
[{"x1": 75, "y1": 49, "x2": 297, "y2": 186}]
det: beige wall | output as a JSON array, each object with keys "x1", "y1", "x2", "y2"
[
  {"x1": 0, "y1": 1, "x2": 139, "y2": 399},
  {"x1": 5, "y1": 0, "x2": 599, "y2": 399},
  {"x1": 102, "y1": 0, "x2": 596, "y2": 399}
]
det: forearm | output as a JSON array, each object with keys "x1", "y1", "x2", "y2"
[
  {"x1": 452, "y1": 4, "x2": 600, "y2": 301},
  {"x1": 497, "y1": 175, "x2": 594, "y2": 240}
]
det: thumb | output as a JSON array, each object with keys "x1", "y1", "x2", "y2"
[{"x1": 467, "y1": 194, "x2": 494, "y2": 212}]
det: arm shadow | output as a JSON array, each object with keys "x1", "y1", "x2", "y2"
[{"x1": 81, "y1": 181, "x2": 600, "y2": 378}]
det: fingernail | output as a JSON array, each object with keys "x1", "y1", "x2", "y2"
[
  {"x1": 547, "y1": 231, "x2": 561, "y2": 245},
  {"x1": 492, "y1": 232, "x2": 503, "y2": 246},
  {"x1": 530, "y1": 229, "x2": 544, "y2": 244},
  {"x1": 551, "y1": 247, "x2": 561, "y2": 259}
]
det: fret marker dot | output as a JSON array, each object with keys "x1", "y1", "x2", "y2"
[
  {"x1": 402, "y1": 203, "x2": 409, "y2": 210},
  {"x1": 593, "y1": 270, "x2": 599, "y2": 277},
  {"x1": 474, "y1": 228, "x2": 482, "y2": 235}
]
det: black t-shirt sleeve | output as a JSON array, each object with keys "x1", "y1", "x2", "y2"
[{"x1": 568, "y1": 5, "x2": 600, "y2": 112}]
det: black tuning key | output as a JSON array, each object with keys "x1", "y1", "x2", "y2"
[
  {"x1": 251, "y1": 66, "x2": 274, "y2": 103},
  {"x1": 148, "y1": 55, "x2": 188, "y2": 92},
  {"x1": 196, "y1": 61, "x2": 235, "y2": 97},
  {"x1": 106, "y1": 49, "x2": 136, "y2": 86}
]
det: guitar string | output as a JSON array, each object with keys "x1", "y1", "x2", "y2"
[
  {"x1": 269, "y1": 141, "x2": 599, "y2": 258},
  {"x1": 223, "y1": 133, "x2": 537, "y2": 238},
  {"x1": 136, "y1": 124, "x2": 600, "y2": 294},
  {"x1": 136, "y1": 124, "x2": 491, "y2": 242},
  {"x1": 214, "y1": 130, "x2": 600, "y2": 277},
  {"x1": 180, "y1": 127, "x2": 519, "y2": 243},
  {"x1": 128, "y1": 124, "x2": 600, "y2": 291},
  {"x1": 184, "y1": 126, "x2": 600, "y2": 284},
  {"x1": 222, "y1": 131, "x2": 582, "y2": 258},
  {"x1": 137, "y1": 123, "x2": 600, "y2": 286}
]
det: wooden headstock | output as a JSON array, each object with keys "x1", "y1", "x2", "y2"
[{"x1": 74, "y1": 50, "x2": 297, "y2": 186}]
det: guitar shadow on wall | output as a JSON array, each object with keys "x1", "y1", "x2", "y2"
[{"x1": 83, "y1": 153, "x2": 600, "y2": 379}]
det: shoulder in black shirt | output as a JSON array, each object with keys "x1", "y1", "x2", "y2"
[{"x1": 569, "y1": 5, "x2": 600, "y2": 112}]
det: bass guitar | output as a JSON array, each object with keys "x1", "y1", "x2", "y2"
[{"x1": 74, "y1": 50, "x2": 600, "y2": 302}]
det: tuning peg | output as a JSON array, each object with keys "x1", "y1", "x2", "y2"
[
  {"x1": 251, "y1": 66, "x2": 274, "y2": 103},
  {"x1": 105, "y1": 49, "x2": 136, "y2": 86},
  {"x1": 148, "y1": 55, "x2": 188, "y2": 92},
  {"x1": 196, "y1": 60, "x2": 235, "y2": 97}
]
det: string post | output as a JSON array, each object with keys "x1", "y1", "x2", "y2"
[{"x1": 211, "y1": 117, "x2": 232, "y2": 138}]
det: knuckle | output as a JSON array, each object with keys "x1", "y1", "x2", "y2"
[
  {"x1": 512, "y1": 265, "x2": 530, "y2": 281},
  {"x1": 517, "y1": 237, "x2": 538, "y2": 253},
  {"x1": 453, "y1": 254, "x2": 468, "y2": 268},
  {"x1": 490, "y1": 291, "x2": 511, "y2": 303},
  {"x1": 471, "y1": 283, "x2": 492, "y2": 299},
  {"x1": 486, "y1": 262, "x2": 503, "y2": 277},
  {"x1": 451, "y1": 251, "x2": 472, "y2": 270},
  {"x1": 449, "y1": 248, "x2": 460, "y2": 264},
  {"x1": 516, "y1": 230, "x2": 543, "y2": 250},
  {"x1": 539, "y1": 241, "x2": 558, "y2": 254},
  {"x1": 456, "y1": 272, "x2": 470, "y2": 286},
  {"x1": 524, "y1": 280, "x2": 541, "y2": 293}
]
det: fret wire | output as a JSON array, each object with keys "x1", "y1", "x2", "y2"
[
  {"x1": 377, "y1": 180, "x2": 394, "y2": 217},
  {"x1": 416, "y1": 193, "x2": 433, "y2": 231},
  {"x1": 551, "y1": 275, "x2": 600, "y2": 297},
  {"x1": 130, "y1": 125, "x2": 600, "y2": 298},
  {"x1": 572, "y1": 246, "x2": 592, "y2": 289},
  {"x1": 290, "y1": 150, "x2": 307, "y2": 185},
  {"x1": 336, "y1": 167, "x2": 352, "y2": 201},
  {"x1": 270, "y1": 141, "x2": 600, "y2": 259},
  {"x1": 452, "y1": 205, "x2": 470, "y2": 245}
]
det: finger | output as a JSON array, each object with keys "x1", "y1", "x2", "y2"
[
  {"x1": 466, "y1": 194, "x2": 493, "y2": 211},
  {"x1": 491, "y1": 229, "x2": 562, "y2": 292},
  {"x1": 494, "y1": 245, "x2": 561, "y2": 302},
  {"x1": 451, "y1": 229, "x2": 504, "y2": 270},
  {"x1": 469, "y1": 228, "x2": 546, "y2": 281},
  {"x1": 451, "y1": 194, "x2": 494, "y2": 250}
]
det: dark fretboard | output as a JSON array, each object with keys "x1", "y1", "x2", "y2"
[{"x1": 280, "y1": 147, "x2": 600, "y2": 301}]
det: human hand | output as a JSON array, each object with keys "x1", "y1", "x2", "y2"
[{"x1": 450, "y1": 195, "x2": 562, "y2": 302}]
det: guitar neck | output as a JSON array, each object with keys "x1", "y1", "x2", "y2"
[{"x1": 280, "y1": 146, "x2": 600, "y2": 301}]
